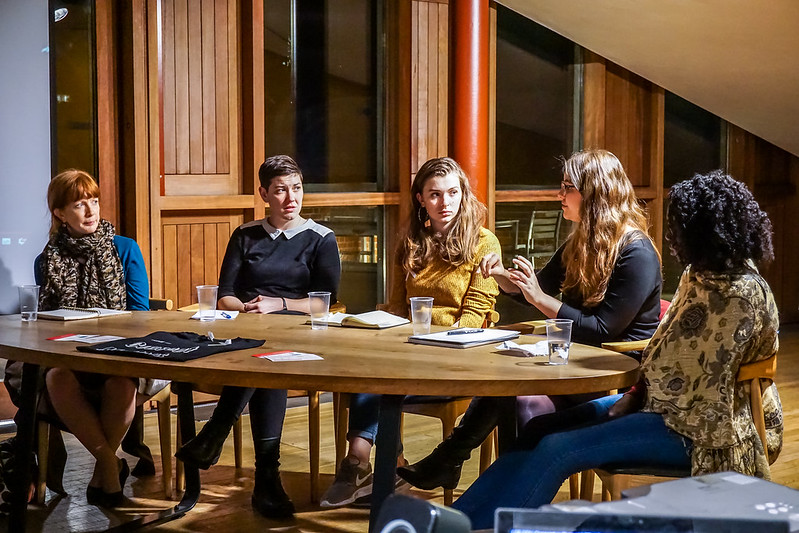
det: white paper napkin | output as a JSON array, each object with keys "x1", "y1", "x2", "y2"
[{"x1": 496, "y1": 339, "x2": 548, "y2": 356}]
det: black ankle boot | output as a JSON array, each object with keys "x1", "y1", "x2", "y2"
[
  {"x1": 398, "y1": 396, "x2": 504, "y2": 490},
  {"x1": 251, "y1": 438, "x2": 295, "y2": 519},
  {"x1": 175, "y1": 420, "x2": 233, "y2": 470},
  {"x1": 397, "y1": 443, "x2": 463, "y2": 490}
]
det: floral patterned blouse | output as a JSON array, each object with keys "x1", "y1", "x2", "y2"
[{"x1": 641, "y1": 263, "x2": 782, "y2": 479}]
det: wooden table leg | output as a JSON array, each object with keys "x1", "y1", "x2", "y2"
[{"x1": 368, "y1": 394, "x2": 404, "y2": 533}]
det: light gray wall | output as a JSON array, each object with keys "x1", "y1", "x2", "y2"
[{"x1": 0, "y1": 1, "x2": 51, "y2": 313}]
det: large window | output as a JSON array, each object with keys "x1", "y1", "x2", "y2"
[
  {"x1": 264, "y1": 0, "x2": 380, "y2": 191},
  {"x1": 495, "y1": 6, "x2": 579, "y2": 190},
  {"x1": 264, "y1": 0, "x2": 385, "y2": 311},
  {"x1": 50, "y1": 0, "x2": 97, "y2": 176},
  {"x1": 662, "y1": 92, "x2": 724, "y2": 297}
]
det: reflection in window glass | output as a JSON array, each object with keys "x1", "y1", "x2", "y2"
[
  {"x1": 264, "y1": 0, "x2": 380, "y2": 192},
  {"x1": 494, "y1": 202, "x2": 571, "y2": 324},
  {"x1": 495, "y1": 6, "x2": 577, "y2": 190},
  {"x1": 662, "y1": 93, "x2": 723, "y2": 296},
  {"x1": 301, "y1": 205, "x2": 383, "y2": 313},
  {"x1": 51, "y1": 0, "x2": 97, "y2": 176},
  {"x1": 664, "y1": 92, "x2": 723, "y2": 188}
]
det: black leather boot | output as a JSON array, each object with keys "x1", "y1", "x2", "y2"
[
  {"x1": 251, "y1": 438, "x2": 295, "y2": 519},
  {"x1": 175, "y1": 387, "x2": 253, "y2": 469},
  {"x1": 398, "y1": 396, "x2": 506, "y2": 490},
  {"x1": 175, "y1": 419, "x2": 234, "y2": 470}
]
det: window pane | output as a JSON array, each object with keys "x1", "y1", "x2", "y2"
[
  {"x1": 494, "y1": 201, "x2": 570, "y2": 324},
  {"x1": 495, "y1": 6, "x2": 577, "y2": 190},
  {"x1": 664, "y1": 92, "x2": 722, "y2": 188},
  {"x1": 301, "y1": 205, "x2": 384, "y2": 313},
  {"x1": 51, "y1": 0, "x2": 97, "y2": 176},
  {"x1": 662, "y1": 93, "x2": 723, "y2": 297},
  {"x1": 264, "y1": 0, "x2": 380, "y2": 192}
]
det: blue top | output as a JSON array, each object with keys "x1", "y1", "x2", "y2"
[
  {"x1": 35, "y1": 235, "x2": 150, "y2": 311},
  {"x1": 218, "y1": 218, "x2": 341, "y2": 303}
]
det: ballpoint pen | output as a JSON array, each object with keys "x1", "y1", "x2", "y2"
[
  {"x1": 220, "y1": 312, "x2": 232, "y2": 319},
  {"x1": 447, "y1": 329, "x2": 484, "y2": 335}
]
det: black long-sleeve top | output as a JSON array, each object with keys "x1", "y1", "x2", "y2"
[
  {"x1": 535, "y1": 236, "x2": 662, "y2": 347},
  {"x1": 218, "y1": 218, "x2": 341, "y2": 303}
]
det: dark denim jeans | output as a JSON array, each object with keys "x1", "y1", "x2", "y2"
[{"x1": 452, "y1": 399, "x2": 692, "y2": 530}]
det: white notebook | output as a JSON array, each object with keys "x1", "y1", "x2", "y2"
[
  {"x1": 408, "y1": 328, "x2": 520, "y2": 349},
  {"x1": 306, "y1": 310, "x2": 410, "y2": 329},
  {"x1": 38, "y1": 307, "x2": 131, "y2": 321}
]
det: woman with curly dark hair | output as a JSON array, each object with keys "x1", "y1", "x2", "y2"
[{"x1": 451, "y1": 171, "x2": 783, "y2": 529}]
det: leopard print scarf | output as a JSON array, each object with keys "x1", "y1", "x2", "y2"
[{"x1": 39, "y1": 219, "x2": 126, "y2": 312}]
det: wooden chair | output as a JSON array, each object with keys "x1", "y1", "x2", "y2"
[
  {"x1": 35, "y1": 297, "x2": 176, "y2": 503},
  {"x1": 332, "y1": 309, "x2": 501, "y2": 506},
  {"x1": 174, "y1": 300, "x2": 346, "y2": 502},
  {"x1": 582, "y1": 353, "x2": 777, "y2": 501},
  {"x1": 332, "y1": 394, "x2": 495, "y2": 506}
]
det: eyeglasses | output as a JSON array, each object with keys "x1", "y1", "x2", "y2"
[{"x1": 559, "y1": 181, "x2": 577, "y2": 193}]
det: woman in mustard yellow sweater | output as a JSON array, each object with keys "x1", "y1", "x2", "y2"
[{"x1": 320, "y1": 157, "x2": 500, "y2": 508}]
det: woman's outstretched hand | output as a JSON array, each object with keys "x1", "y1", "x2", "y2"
[
  {"x1": 507, "y1": 255, "x2": 544, "y2": 304},
  {"x1": 479, "y1": 252, "x2": 505, "y2": 278}
]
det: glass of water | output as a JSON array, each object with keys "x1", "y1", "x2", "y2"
[
  {"x1": 19, "y1": 285, "x2": 40, "y2": 321},
  {"x1": 545, "y1": 318, "x2": 572, "y2": 365}
]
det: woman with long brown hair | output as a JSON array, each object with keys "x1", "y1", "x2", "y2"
[
  {"x1": 453, "y1": 170, "x2": 781, "y2": 529},
  {"x1": 321, "y1": 157, "x2": 501, "y2": 508},
  {"x1": 399, "y1": 149, "x2": 663, "y2": 491}
]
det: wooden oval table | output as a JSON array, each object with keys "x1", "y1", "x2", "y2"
[{"x1": 0, "y1": 312, "x2": 639, "y2": 532}]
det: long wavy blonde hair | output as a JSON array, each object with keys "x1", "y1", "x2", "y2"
[
  {"x1": 561, "y1": 149, "x2": 658, "y2": 307},
  {"x1": 399, "y1": 157, "x2": 487, "y2": 274}
]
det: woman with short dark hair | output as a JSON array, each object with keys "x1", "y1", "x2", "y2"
[
  {"x1": 175, "y1": 155, "x2": 341, "y2": 519},
  {"x1": 451, "y1": 171, "x2": 783, "y2": 529}
]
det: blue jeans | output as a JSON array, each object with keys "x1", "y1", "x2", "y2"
[
  {"x1": 452, "y1": 408, "x2": 692, "y2": 530},
  {"x1": 347, "y1": 393, "x2": 457, "y2": 442}
]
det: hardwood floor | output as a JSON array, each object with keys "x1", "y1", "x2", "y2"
[{"x1": 6, "y1": 324, "x2": 799, "y2": 532}]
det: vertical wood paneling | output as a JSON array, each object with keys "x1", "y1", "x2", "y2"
[
  {"x1": 215, "y1": 0, "x2": 230, "y2": 174},
  {"x1": 174, "y1": 0, "x2": 190, "y2": 174},
  {"x1": 163, "y1": 225, "x2": 178, "y2": 305},
  {"x1": 437, "y1": 4, "x2": 448, "y2": 156},
  {"x1": 188, "y1": 1, "x2": 203, "y2": 173},
  {"x1": 201, "y1": 0, "x2": 217, "y2": 172},
  {"x1": 163, "y1": 0, "x2": 177, "y2": 174},
  {"x1": 411, "y1": 1, "x2": 419, "y2": 173},
  {"x1": 203, "y1": 223, "x2": 218, "y2": 283},
  {"x1": 217, "y1": 222, "x2": 231, "y2": 275},
  {"x1": 190, "y1": 224, "x2": 205, "y2": 292},
  {"x1": 176, "y1": 224, "x2": 192, "y2": 306},
  {"x1": 412, "y1": 0, "x2": 449, "y2": 172},
  {"x1": 427, "y1": 5, "x2": 438, "y2": 155},
  {"x1": 416, "y1": 2, "x2": 429, "y2": 165}
]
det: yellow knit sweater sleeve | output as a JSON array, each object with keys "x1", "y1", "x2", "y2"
[
  {"x1": 456, "y1": 229, "x2": 501, "y2": 327},
  {"x1": 380, "y1": 229, "x2": 501, "y2": 327}
]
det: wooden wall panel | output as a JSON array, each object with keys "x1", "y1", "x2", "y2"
[
  {"x1": 173, "y1": 0, "x2": 190, "y2": 174},
  {"x1": 160, "y1": 0, "x2": 237, "y2": 194},
  {"x1": 161, "y1": 217, "x2": 240, "y2": 308},
  {"x1": 728, "y1": 124, "x2": 799, "y2": 323},
  {"x1": 411, "y1": 0, "x2": 448, "y2": 176}
]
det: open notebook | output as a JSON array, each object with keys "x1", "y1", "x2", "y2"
[
  {"x1": 38, "y1": 307, "x2": 131, "y2": 321},
  {"x1": 306, "y1": 310, "x2": 410, "y2": 329}
]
